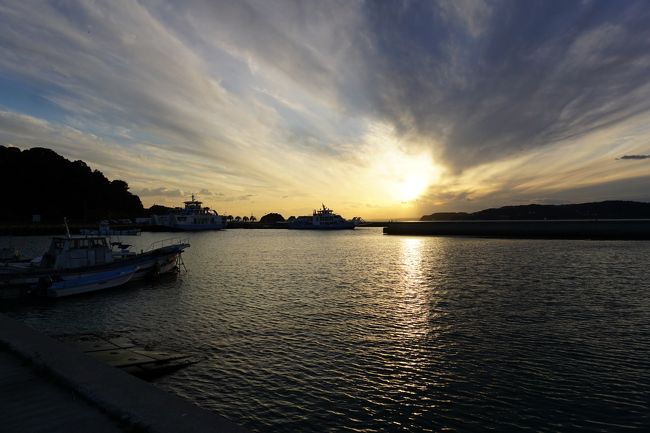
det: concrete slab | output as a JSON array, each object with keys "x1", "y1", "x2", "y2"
[
  {"x1": 90, "y1": 350, "x2": 156, "y2": 367},
  {"x1": 57, "y1": 334, "x2": 136, "y2": 352},
  {"x1": 0, "y1": 314, "x2": 249, "y2": 433},
  {"x1": 0, "y1": 350, "x2": 126, "y2": 433}
]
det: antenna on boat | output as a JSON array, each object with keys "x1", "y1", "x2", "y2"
[{"x1": 64, "y1": 217, "x2": 71, "y2": 239}]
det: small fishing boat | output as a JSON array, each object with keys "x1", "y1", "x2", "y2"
[
  {"x1": 46, "y1": 265, "x2": 138, "y2": 297},
  {"x1": 288, "y1": 205, "x2": 362, "y2": 230},
  {"x1": 0, "y1": 222, "x2": 189, "y2": 296}
]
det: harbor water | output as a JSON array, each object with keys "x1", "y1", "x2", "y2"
[{"x1": 2, "y1": 228, "x2": 650, "y2": 432}]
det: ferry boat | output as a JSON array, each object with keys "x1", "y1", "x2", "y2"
[
  {"x1": 288, "y1": 205, "x2": 361, "y2": 230},
  {"x1": 0, "y1": 233, "x2": 189, "y2": 297},
  {"x1": 152, "y1": 195, "x2": 226, "y2": 231}
]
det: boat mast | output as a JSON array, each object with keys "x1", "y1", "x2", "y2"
[{"x1": 64, "y1": 217, "x2": 71, "y2": 239}]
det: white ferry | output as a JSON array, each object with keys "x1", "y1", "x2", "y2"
[
  {"x1": 288, "y1": 205, "x2": 361, "y2": 230},
  {"x1": 152, "y1": 195, "x2": 226, "y2": 231}
]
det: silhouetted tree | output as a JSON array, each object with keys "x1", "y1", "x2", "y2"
[
  {"x1": 235, "y1": 216, "x2": 241, "y2": 222},
  {"x1": 260, "y1": 213, "x2": 285, "y2": 223},
  {"x1": 0, "y1": 146, "x2": 144, "y2": 222},
  {"x1": 250, "y1": 215, "x2": 257, "y2": 222},
  {"x1": 148, "y1": 204, "x2": 175, "y2": 216},
  {"x1": 242, "y1": 216, "x2": 249, "y2": 222}
]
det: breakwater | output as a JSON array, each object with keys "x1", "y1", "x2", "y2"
[{"x1": 383, "y1": 219, "x2": 650, "y2": 239}]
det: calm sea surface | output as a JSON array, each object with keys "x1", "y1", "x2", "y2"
[{"x1": 2, "y1": 228, "x2": 650, "y2": 432}]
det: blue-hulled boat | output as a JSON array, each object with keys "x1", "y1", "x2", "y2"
[{"x1": 46, "y1": 265, "x2": 138, "y2": 297}]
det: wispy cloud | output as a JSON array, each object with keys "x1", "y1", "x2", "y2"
[
  {"x1": 360, "y1": 1, "x2": 650, "y2": 171},
  {"x1": 135, "y1": 187, "x2": 184, "y2": 198}
]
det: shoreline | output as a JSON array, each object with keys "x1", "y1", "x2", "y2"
[{"x1": 0, "y1": 221, "x2": 390, "y2": 236}]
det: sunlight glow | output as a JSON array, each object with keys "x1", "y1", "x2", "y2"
[
  {"x1": 358, "y1": 124, "x2": 443, "y2": 208},
  {"x1": 385, "y1": 151, "x2": 440, "y2": 202},
  {"x1": 399, "y1": 174, "x2": 430, "y2": 201}
]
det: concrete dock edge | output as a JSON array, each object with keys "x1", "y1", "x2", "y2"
[{"x1": 0, "y1": 314, "x2": 249, "y2": 433}]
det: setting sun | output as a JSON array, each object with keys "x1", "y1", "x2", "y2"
[
  {"x1": 360, "y1": 124, "x2": 441, "y2": 206},
  {"x1": 381, "y1": 150, "x2": 440, "y2": 202},
  {"x1": 399, "y1": 174, "x2": 430, "y2": 201}
]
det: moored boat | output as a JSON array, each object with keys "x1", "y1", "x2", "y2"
[
  {"x1": 152, "y1": 195, "x2": 225, "y2": 231},
  {"x1": 0, "y1": 234, "x2": 189, "y2": 296},
  {"x1": 288, "y1": 205, "x2": 361, "y2": 230}
]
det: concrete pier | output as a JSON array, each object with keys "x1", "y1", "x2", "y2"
[
  {"x1": 383, "y1": 219, "x2": 650, "y2": 239},
  {"x1": 0, "y1": 314, "x2": 249, "y2": 433}
]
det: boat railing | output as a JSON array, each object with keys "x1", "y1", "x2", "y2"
[{"x1": 147, "y1": 237, "x2": 190, "y2": 252}]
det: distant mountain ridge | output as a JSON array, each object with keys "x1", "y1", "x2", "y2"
[
  {"x1": 0, "y1": 146, "x2": 144, "y2": 222},
  {"x1": 420, "y1": 201, "x2": 650, "y2": 221}
]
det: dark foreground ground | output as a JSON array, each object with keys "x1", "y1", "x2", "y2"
[{"x1": 0, "y1": 314, "x2": 248, "y2": 433}]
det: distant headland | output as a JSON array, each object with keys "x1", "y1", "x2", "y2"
[
  {"x1": 385, "y1": 202, "x2": 650, "y2": 239},
  {"x1": 421, "y1": 201, "x2": 650, "y2": 221}
]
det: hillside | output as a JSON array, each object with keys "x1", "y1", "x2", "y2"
[
  {"x1": 0, "y1": 146, "x2": 144, "y2": 222},
  {"x1": 421, "y1": 201, "x2": 650, "y2": 221}
]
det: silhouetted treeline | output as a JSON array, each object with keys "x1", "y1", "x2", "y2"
[
  {"x1": 0, "y1": 146, "x2": 143, "y2": 222},
  {"x1": 259, "y1": 213, "x2": 285, "y2": 223},
  {"x1": 421, "y1": 201, "x2": 650, "y2": 221},
  {"x1": 147, "y1": 204, "x2": 175, "y2": 216}
]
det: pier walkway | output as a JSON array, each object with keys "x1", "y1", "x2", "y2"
[{"x1": 0, "y1": 314, "x2": 248, "y2": 433}]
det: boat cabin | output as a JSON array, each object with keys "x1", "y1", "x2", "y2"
[{"x1": 42, "y1": 237, "x2": 114, "y2": 269}]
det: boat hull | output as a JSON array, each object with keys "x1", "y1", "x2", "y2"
[
  {"x1": 172, "y1": 223, "x2": 224, "y2": 231},
  {"x1": 287, "y1": 222, "x2": 357, "y2": 230},
  {"x1": 47, "y1": 266, "x2": 138, "y2": 298}
]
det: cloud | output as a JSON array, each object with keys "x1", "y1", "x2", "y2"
[
  {"x1": 0, "y1": 1, "x2": 373, "y2": 183},
  {"x1": 222, "y1": 194, "x2": 255, "y2": 202},
  {"x1": 135, "y1": 187, "x2": 184, "y2": 198},
  {"x1": 618, "y1": 155, "x2": 650, "y2": 160},
  {"x1": 198, "y1": 188, "x2": 224, "y2": 197},
  {"x1": 0, "y1": 110, "x2": 137, "y2": 177},
  {"x1": 359, "y1": 1, "x2": 650, "y2": 171},
  {"x1": 0, "y1": 111, "x2": 237, "y2": 203}
]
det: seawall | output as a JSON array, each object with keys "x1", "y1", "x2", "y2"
[{"x1": 383, "y1": 220, "x2": 650, "y2": 239}]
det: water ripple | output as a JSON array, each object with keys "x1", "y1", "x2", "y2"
[{"x1": 4, "y1": 230, "x2": 650, "y2": 432}]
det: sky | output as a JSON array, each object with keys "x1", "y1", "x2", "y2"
[{"x1": 1, "y1": 0, "x2": 650, "y2": 219}]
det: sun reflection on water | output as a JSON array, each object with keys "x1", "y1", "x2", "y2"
[{"x1": 393, "y1": 237, "x2": 430, "y2": 341}]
